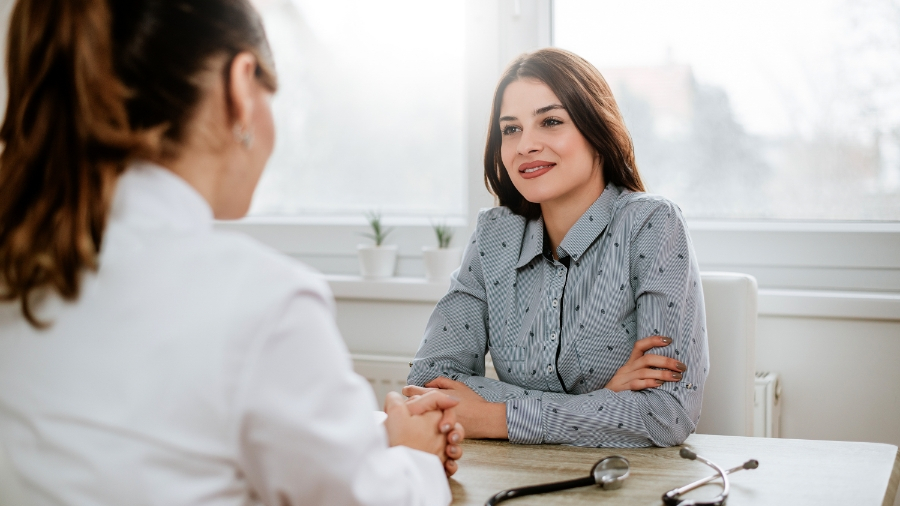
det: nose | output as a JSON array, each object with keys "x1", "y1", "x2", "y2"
[{"x1": 517, "y1": 127, "x2": 542, "y2": 156}]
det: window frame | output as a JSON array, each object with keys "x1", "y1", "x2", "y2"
[{"x1": 218, "y1": 0, "x2": 900, "y2": 294}]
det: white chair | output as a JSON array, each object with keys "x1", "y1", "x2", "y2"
[
  {"x1": 0, "y1": 441, "x2": 28, "y2": 506},
  {"x1": 695, "y1": 272, "x2": 758, "y2": 437}
]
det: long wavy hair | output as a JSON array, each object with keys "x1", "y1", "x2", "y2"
[
  {"x1": 0, "y1": 0, "x2": 277, "y2": 327},
  {"x1": 484, "y1": 48, "x2": 644, "y2": 220}
]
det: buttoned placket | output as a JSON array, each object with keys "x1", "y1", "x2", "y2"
[{"x1": 544, "y1": 256, "x2": 569, "y2": 391}]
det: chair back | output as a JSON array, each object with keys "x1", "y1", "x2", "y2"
[{"x1": 695, "y1": 272, "x2": 758, "y2": 436}]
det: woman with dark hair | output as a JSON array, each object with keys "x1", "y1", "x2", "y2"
[
  {"x1": 0, "y1": 0, "x2": 461, "y2": 504},
  {"x1": 406, "y1": 48, "x2": 708, "y2": 448}
]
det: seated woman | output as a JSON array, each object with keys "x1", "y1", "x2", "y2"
[
  {"x1": 0, "y1": 0, "x2": 461, "y2": 504},
  {"x1": 406, "y1": 48, "x2": 708, "y2": 448}
]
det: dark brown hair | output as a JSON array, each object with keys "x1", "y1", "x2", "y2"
[
  {"x1": 0, "y1": 0, "x2": 277, "y2": 326},
  {"x1": 484, "y1": 48, "x2": 644, "y2": 220}
]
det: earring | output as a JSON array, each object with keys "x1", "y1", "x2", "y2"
[{"x1": 233, "y1": 124, "x2": 254, "y2": 148}]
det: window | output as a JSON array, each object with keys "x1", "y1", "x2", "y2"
[
  {"x1": 251, "y1": 0, "x2": 466, "y2": 222},
  {"x1": 555, "y1": 0, "x2": 900, "y2": 221}
]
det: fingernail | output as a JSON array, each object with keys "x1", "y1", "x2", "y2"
[
  {"x1": 441, "y1": 424, "x2": 451, "y2": 433},
  {"x1": 672, "y1": 372, "x2": 683, "y2": 380},
  {"x1": 661, "y1": 336, "x2": 672, "y2": 344},
  {"x1": 449, "y1": 445, "x2": 459, "y2": 455},
  {"x1": 450, "y1": 433, "x2": 460, "y2": 443},
  {"x1": 656, "y1": 380, "x2": 664, "y2": 385},
  {"x1": 677, "y1": 362, "x2": 687, "y2": 372}
]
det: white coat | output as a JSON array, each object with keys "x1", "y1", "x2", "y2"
[{"x1": 0, "y1": 163, "x2": 450, "y2": 506}]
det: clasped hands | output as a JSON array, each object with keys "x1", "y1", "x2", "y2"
[
  {"x1": 400, "y1": 335, "x2": 687, "y2": 443},
  {"x1": 384, "y1": 390, "x2": 465, "y2": 476}
]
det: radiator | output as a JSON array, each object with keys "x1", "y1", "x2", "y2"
[
  {"x1": 753, "y1": 371, "x2": 782, "y2": 438},
  {"x1": 354, "y1": 355, "x2": 783, "y2": 439}
]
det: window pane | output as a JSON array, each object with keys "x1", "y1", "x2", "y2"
[
  {"x1": 250, "y1": 0, "x2": 465, "y2": 220},
  {"x1": 555, "y1": 0, "x2": 900, "y2": 220}
]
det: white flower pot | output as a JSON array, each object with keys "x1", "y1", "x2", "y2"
[
  {"x1": 358, "y1": 244, "x2": 398, "y2": 279},
  {"x1": 422, "y1": 247, "x2": 462, "y2": 283}
]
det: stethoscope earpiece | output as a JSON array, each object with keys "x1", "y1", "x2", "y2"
[{"x1": 662, "y1": 447, "x2": 759, "y2": 506}]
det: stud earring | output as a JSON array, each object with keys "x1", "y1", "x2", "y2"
[{"x1": 233, "y1": 124, "x2": 254, "y2": 148}]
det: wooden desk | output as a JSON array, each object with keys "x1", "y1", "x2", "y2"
[{"x1": 450, "y1": 434, "x2": 900, "y2": 506}]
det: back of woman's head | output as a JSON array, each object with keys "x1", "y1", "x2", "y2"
[
  {"x1": 0, "y1": 0, "x2": 277, "y2": 326},
  {"x1": 484, "y1": 47, "x2": 644, "y2": 220}
]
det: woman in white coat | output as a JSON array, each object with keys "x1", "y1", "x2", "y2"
[{"x1": 0, "y1": 0, "x2": 462, "y2": 504}]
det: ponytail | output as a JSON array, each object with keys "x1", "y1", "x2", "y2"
[
  {"x1": 0, "y1": 0, "x2": 147, "y2": 326},
  {"x1": 0, "y1": 0, "x2": 277, "y2": 328}
]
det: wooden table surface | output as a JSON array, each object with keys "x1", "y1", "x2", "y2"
[{"x1": 449, "y1": 434, "x2": 900, "y2": 506}]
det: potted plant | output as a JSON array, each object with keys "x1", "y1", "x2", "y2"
[
  {"x1": 422, "y1": 222, "x2": 462, "y2": 283},
  {"x1": 358, "y1": 211, "x2": 397, "y2": 279}
]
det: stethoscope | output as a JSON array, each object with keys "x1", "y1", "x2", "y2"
[
  {"x1": 485, "y1": 455, "x2": 630, "y2": 505},
  {"x1": 662, "y1": 447, "x2": 759, "y2": 506},
  {"x1": 483, "y1": 448, "x2": 758, "y2": 506}
]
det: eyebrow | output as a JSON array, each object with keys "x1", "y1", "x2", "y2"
[{"x1": 499, "y1": 104, "x2": 566, "y2": 122}]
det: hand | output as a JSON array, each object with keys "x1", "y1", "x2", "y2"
[
  {"x1": 403, "y1": 377, "x2": 508, "y2": 440},
  {"x1": 384, "y1": 391, "x2": 454, "y2": 474},
  {"x1": 403, "y1": 390, "x2": 466, "y2": 476},
  {"x1": 604, "y1": 335, "x2": 687, "y2": 392}
]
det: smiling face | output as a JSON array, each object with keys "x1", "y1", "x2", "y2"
[{"x1": 498, "y1": 78, "x2": 605, "y2": 214}]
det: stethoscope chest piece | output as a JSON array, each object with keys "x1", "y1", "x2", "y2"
[
  {"x1": 592, "y1": 455, "x2": 630, "y2": 490},
  {"x1": 485, "y1": 455, "x2": 630, "y2": 505}
]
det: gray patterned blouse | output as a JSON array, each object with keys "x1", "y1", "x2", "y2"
[{"x1": 408, "y1": 184, "x2": 709, "y2": 447}]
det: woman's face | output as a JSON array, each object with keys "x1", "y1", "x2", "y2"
[{"x1": 499, "y1": 78, "x2": 604, "y2": 210}]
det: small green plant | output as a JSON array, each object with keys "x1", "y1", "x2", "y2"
[
  {"x1": 362, "y1": 211, "x2": 392, "y2": 246},
  {"x1": 432, "y1": 222, "x2": 453, "y2": 249}
]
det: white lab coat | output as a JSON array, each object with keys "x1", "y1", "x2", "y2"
[{"x1": 0, "y1": 163, "x2": 451, "y2": 506}]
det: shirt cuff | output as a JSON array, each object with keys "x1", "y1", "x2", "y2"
[{"x1": 506, "y1": 397, "x2": 543, "y2": 444}]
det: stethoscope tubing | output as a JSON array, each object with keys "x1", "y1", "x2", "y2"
[
  {"x1": 485, "y1": 476, "x2": 595, "y2": 505},
  {"x1": 674, "y1": 461, "x2": 755, "y2": 494}
]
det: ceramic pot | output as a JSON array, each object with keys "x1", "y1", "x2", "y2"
[
  {"x1": 422, "y1": 247, "x2": 462, "y2": 283},
  {"x1": 358, "y1": 244, "x2": 398, "y2": 279}
]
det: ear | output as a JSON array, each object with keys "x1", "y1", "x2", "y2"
[{"x1": 226, "y1": 52, "x2": 259, "y2": 127}]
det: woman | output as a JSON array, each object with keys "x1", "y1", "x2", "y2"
[
  {"x1": 0, "y1": 0, "x2": 461, "y2": 504},
  {"x1": 406, "y1": 48, "x2": 708, "y2": 448}
]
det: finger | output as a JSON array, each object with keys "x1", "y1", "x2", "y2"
[
  {"x1": 635, "y1": 354, "x2": 688, "y2": 373},
  {"x1": 627, "y1": 378, "x2": 664, "y2": 390},
  {"x1": 446, "y1": 444, "x2": 461, "y2": 459},
  {"x1": 383, "y1": 391, "x2": 411, "y2": 416},
  {"x1": 444, "y1": 458, "x2": 458, "y2": 477},
  {"x1": 405, "y1": 390, "x2": 460, "y2": 418},
  {"x1": 631, "y1": 368, "x2": 683, "y2": 382},
  {"x1": 402, "y1": 385, "x2": 434, "y2": 398},
  {"x1": 629, "y1": 335, "x2": 673, "y2": 361},
  {"x1": 425, "y1": 376, "x2": 458, "y2": 389},
  {"x1": 447, "y1": 422, "x2": 464, "y2": 444}
]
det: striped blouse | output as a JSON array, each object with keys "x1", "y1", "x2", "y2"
[{"x1": 408, "y1": 184, "x2": 709, "y2": 447}]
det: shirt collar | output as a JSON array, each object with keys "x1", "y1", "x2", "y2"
[
  {"x1": 108, "y1": 161, "x2": 214, "y2": 232},
  {"x1": 514, "y1": 183, "x2": 621, "y2": 268}
]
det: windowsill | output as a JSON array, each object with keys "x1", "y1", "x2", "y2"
[
  {"x1": 323, "y1": 274, "x2": 900, "y2": 322},
  {"x1": 324, "y1": 274, "x2": 450, "y2": 303}
]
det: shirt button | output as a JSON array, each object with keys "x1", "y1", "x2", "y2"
[
  {"x1": 552, "y1": 299, "x2": 559, "y2": 308},
  {"x1": 550, "y1": 332, "x2": 557, "y2": 341},
  {"x1": 557, "y1": 269, "x2": 563, "y2": 276},
  {"x1": 547, "y1": 364, "x2": 553, "y2": 373}
]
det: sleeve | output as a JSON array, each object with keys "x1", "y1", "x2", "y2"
[
  {"x1": 234, "y1": 288, "x2": 451, "y2": 506},
  {"x1": 461, "y1": 200, "x2": 707, "y2": 448},
  {"x1": 408, "y1": 227, "x2": 490, "y2": 385}
]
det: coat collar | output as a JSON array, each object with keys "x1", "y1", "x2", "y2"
[
  {"x1": 514, "y1": 184, "x2": 621, "y2": 268},
  {"x1": 108, "y1": 161, "x2": 214, "y2": 232}
]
